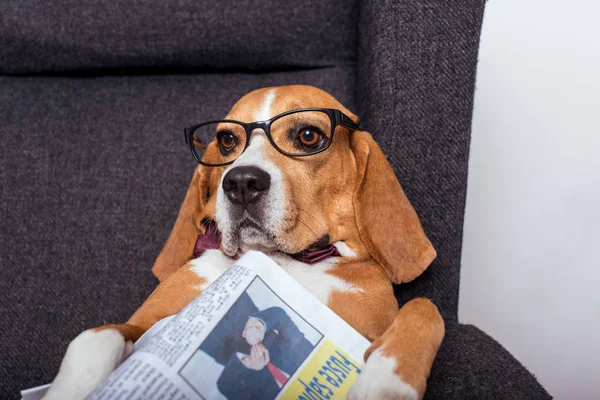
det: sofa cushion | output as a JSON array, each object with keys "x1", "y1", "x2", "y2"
[
  {"x1": 0, "y1": 0, "x2": 357, "y2": 74},
  {"x1": 0, "y1": 66, "x2": 356, "y2": 397}
]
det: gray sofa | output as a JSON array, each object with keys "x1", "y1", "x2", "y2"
[{"x1": 0, "y1": 0, "x2": 551, "y2": 398}]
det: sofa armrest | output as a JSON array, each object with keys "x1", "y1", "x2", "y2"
[
  {"x1": 357, "y1": 0, "x2": 488, "y2": 319},
  {"x1": 425, "y1": 320, "x2": 551, "y2": 399},
  {"x1": 356, "y1": 0, "x2": 487, "y2": 319}
]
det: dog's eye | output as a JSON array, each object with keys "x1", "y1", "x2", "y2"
[
  {"x1": 217, "y1": 131, "x2": 236, "y2": 153},
  {"x1": 297, "y1": 129, "x2": 322, "y2": 148}
]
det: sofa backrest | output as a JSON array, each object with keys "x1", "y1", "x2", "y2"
[
  {"x1": 0, "y1": 0, "x2": 486, "y2": 320},
  {"x1": 0, "y1": 0, "x2": 358, "y2": 74}
]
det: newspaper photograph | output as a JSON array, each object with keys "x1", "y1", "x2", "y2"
[{"x1": 22, "y1": 251, "x2": 370, "y2": 400}]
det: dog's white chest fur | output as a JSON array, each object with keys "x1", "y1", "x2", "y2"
[
  {"x1": 190, "y1": 249, "x2": 358, "y2": 304},
  {"x1": 269, "y1": 253, "x2": 359, "y2": 303}
]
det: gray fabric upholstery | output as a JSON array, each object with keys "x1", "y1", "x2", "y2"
[
  {"x1": 426, "y1": 321, "x2": 550, "y2": 399},
  {"x1": 358, "y1": 0, "x2": 486, "y2": 319},
  {"x1": 0, "y1": 0, "x2": 551, "y2": 398},
  {"x1": 0, "y1": 67, "x2": 356, "y2": 395},
  {"x1": 0, "y1": 0, "x2": 357, "y2": 73}
]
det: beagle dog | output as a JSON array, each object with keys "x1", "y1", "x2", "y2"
[{"x1": 44, "y1": 85, "x2": 444, "y2": 400}]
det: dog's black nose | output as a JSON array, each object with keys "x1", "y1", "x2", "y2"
[{"x1": 222, "y1": 166, "x2": 271, "y2": 206}]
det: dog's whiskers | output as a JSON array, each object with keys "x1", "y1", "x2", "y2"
[
  {"x1": 296, "y1": 207, "x2": 326, "y2": 231},
  {"x1": 296, "y1": 216, "x2": 319, "y2": 242}
]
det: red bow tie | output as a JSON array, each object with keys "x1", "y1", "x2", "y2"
[{"x1": 193, "y1": 222, "x2": 340, "y2": 264}]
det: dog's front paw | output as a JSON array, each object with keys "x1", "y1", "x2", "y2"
[
  {"x1": 43, "y1": 328, "x2": 131, "y2": 400},
  {"x1": 348, "y1": 349, "x2": 420, "y2": 400}
]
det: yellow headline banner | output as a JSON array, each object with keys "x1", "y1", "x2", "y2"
[{"x1": 282, "y1": 340, "x2": 362, "y2": 399}]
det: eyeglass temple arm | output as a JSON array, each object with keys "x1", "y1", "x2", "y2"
[
  {"x1": 184, "y1": 124, "x2": 204, "y2": 145},
  {"x1": 184, "y1": 128, "x2": 190, "y2": 145},
  {"x1": 338, "y1": 111, "x2": 361, "y2": 131}
]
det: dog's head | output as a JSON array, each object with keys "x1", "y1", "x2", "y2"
[{"x1": 153, "y1": 85, "x2": 435, "y2": 284}]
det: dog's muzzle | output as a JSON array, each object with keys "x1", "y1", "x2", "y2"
[
  {"x1": 222, "y1": 165, "x2": 271, "y2": 207},
  {"x1": 217, "y1": 162, "x2": 281, "y2": 255}
]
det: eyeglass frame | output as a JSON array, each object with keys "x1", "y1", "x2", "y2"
[{"x1": 184, "y1": 107, "x2": 361, "y2": 167}]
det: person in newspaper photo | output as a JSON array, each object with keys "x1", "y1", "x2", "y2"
[{"x1": 180, "y1": 280, "x2": 321, "y2": 400}]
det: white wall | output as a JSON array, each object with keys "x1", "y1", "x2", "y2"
[{"x1": 459, "y1": 1, "x2": 600, "y2": 399}]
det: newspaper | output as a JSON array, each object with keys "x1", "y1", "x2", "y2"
[{"x1": 23, "y1": 251, "x2": 370, "y2": 400}]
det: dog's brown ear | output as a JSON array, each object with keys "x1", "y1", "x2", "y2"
[
  {"x1": 151, "y1": 164, "x2": 214, "y2": 281},
  {"x1": 351, "y1": 131, "x2": 436, "y2": 284}
]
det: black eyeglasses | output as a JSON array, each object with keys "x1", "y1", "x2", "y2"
[{"x1": 184, "y1": 108, "x2": 360, "y2": 166}]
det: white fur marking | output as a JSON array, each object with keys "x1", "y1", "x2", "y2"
[
  {"x1": 43, "y1": 329, "x2": 129, "y2": 400},
  {"x1": 333, "y1": 241, "x2": 357, "y2": 258},
  {"x1": 348, "y1": 348, "x2": 418, "y2": 400},
  {"x1": 269, "y1": 253, "x2": 362, "y2": 304},
  {"x1": 254, "y1": 89, "x2": 276, "y2": 121},
  {"x1": 189, "y1": 249, "x2": 234, "y2": 289}
]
